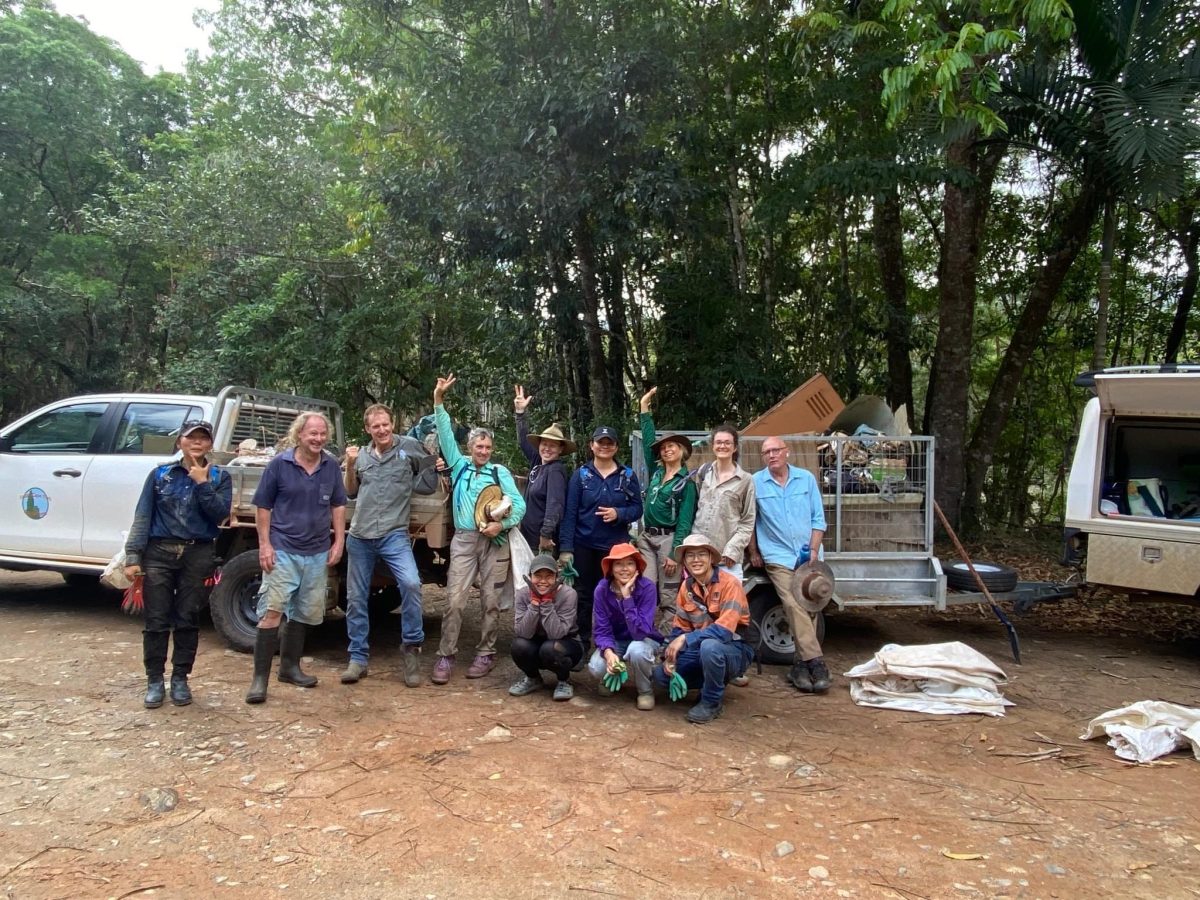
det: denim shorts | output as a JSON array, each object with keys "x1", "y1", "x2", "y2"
[{"x1": 257, "y1": 549, "x2": 329, "y2": 626}]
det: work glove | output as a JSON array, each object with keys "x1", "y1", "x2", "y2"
[
  {"x1": 558, "y1": 553, "x2": 578, "y2": 587},
  {"x1": 602, "y1": 659, "x2": 629, "y2": 693},
  {"x1": 667, "y1": 669, "x2": 688, "y2": 702}
]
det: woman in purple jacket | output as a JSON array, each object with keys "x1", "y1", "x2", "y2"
[{"x1": 587, "y1": 543, "x2": 663, "y2": 710}]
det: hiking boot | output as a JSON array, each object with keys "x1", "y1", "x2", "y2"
[
  {"x1": 686, "y1": 701, "x2": 723, "y2": 724},
  {"x1": 808, "y1": 657, "x2": 832, "y2": 693},
  {"x1": 277, "y1": 621, "x2": 318, "y2": 688},
  {"x1": 341, "y1": 661, "x2": 369, "y2": 684},
  {"x1": 788, "y1": 661, "x2": 814, "y2": 693},
  {"x1": 144, "y1": 677, "x2": 165, "y2": 709},
  {"x1": 431, "y1": 655, "x2": 454, "y2": 684},
  {"x1": 509, "y1": 674, "x2": 544, "y2": 696},
  {"x1": 402, "y1": 645, "x2": 422, "y2": 688},
  {"x1": 636, "y1": 692, "x2": 655, "y2": 711},
  {"x1": 169, "y1": 675, "x2": 192, "y2": 707},
  {"x1": 245, "y1": 626, "x2": 279, "y2": 704},
  {"x1": 466, "y1": 654, "x2": 495, "y2": 679},
  {"x1": 552, "y1": 681, "x2": 574, "y2": 701}
]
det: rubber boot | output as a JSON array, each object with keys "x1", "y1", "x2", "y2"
[
  {"x1": 245, "y1": 626, "x2": 279, "y2": 704},
  {"x1": 143, "y1": 631, "x2": 169, "y2": 708},
  {"x1": 144, "y1": 677, "x2": 165, "y2": 709},
  {"x1": 277, "y1": 620, "x2": 318, "y2": 688}
]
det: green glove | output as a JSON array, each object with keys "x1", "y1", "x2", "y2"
[
  {"x1": 602, "y1": 659, "x2": 629, "y2": 692},
  {"x1": 668, "y1": 670, "x2": 688, "y2": 702},
  {"x1": 559, "y1": 555, "x2": 579, "y2": 587}
]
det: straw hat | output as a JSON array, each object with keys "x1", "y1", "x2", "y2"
[
  {"x1": 673, "y1": 533, "x2": 721, "y2": 565},
  {"x1": 530, "y1": 422, "x2": 577, "y2": 454},
  {"x1": 792, "y1": 559, "x2": 835, "y2": 613},
  {"x1": 473, "y1": 485, "x2": 511, "y2": 530},
  {"x1": 650, "y1": 432, "x2": 693, "y2": 460},
  {"x1": 600, "y1": 542, "x2": 647, "y2": 578}
]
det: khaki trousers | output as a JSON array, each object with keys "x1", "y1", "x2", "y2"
[
  {"x1": 765, "y1": 563, "x2": 823, "y2": 661},
  {"x1": 438, "y1": 530, "x2": 510, "y2": 657}
]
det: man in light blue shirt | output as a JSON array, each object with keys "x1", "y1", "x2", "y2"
[{"x1": 749, "y1": 436, "x2": 831, "y2": 694}]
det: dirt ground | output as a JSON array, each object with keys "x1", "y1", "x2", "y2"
[{"x1": 1, "y1": 553, "x2": 1199, "y2": 899}]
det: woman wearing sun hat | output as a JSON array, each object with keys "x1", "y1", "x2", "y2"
[
  {"x1": 635, "y1": 387, "x2": 697, "y2": 620},
  {"x1": 513, "y1": 384, "x2": 575, "y2": 553},
  {"x1": 586, "y1": 543, "x2": 663, "y2": 709}
]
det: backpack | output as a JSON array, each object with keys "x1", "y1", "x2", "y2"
[
  {"x1": 451, "y1": 462, "x2": 501, "y2": 499},
  {"x1": 155, "y1": 462, "x2": 223, "y2": 490},
  {"x1": 580, "y1": 463, "x2": 638, "y2": 503}
]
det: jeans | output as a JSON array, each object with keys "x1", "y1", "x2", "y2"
[
  {"x1": 142, "y1": 539, "x2": 215, "y2": 677},
  {"x1": 511, "y1": 635, "x2": 583, "y2": 681},
  {"x1": 655, "y1": 638, "x2": 753, "y2": 706},
  {"x1": 345, "y1": 529, "x2": 424, "y2": 665},
  {"x1": 257, "y1": 549, "x2": 328, "y2": 626},
  {"x1": 587, "y1": 638, "x2": 660, "y2": 694}
]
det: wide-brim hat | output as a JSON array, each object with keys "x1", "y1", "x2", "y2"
[
  {"x1": 651, "y1": 432, "x2": 692, "y2": 460},
  {"x1": 473, "y1": 485, "x2": 511, "y2": 530},
  {"x1": 673, "y1": 533, "x2": 722, "y2": 565},
  {"x1": 531, "y1": 422, "x2": 577, "y2": 454},
  {"x1": 600, "y1": 542, "x2": 647, "y2": 578},
  {"x1": 792, "y1": 559, "x2": 835, "y2": 613}
]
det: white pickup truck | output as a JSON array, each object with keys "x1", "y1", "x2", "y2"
[{"x1": 0, "y1": 386, "x2": 451, "y2": 650}]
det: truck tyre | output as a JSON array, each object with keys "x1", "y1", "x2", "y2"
[
  {"x1": 209, "y1": 550, "x2": 263, "y2": 653},
  {"x1": 749, "y1": 587, "x2": 825, "y2": 666},
  {"x1": 945, "y1": 561, "x2": 1019, "y2": 593}
]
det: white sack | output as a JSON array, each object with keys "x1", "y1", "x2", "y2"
[
  {"x1": 100, "y1": 543, "x2": 132, "y2": 590},
  {"x1": 1080, "y1": 700, "x2": 1200, "y2": 763},
  {"x1": 844, "y1": 641, "x2": 1013, "y2": 717},
  {"x1": 498, "y1": 528, "x2": 534, "y2": 613}
]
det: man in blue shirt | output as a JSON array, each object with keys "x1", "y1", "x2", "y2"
[
  {"x1": 124, "y1": 420, "x2": 232, "y2": 708},
  {"x1": 749, "y1": 436, "x2": 831, "y2": 693},
  {"x1": 245, "y1": 412, "x2": 347, "y2": 704}
]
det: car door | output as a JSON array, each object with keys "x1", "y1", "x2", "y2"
[
  {"x1": 0, "y1": 401, "x2": 110, "y2": 559},
  {"x1": 80, "y1": 401, "x2": 209, "y2": 560}
]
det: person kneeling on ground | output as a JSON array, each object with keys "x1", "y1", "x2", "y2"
[
  {"x1": 587, "y1": 543, "x2": 663, "y2": 710},
  {"x1": 654, "y1": 534, "x2": 755, "y2": 724},
  {"x1": 509, "y1": 554, "x2": 583, "y2": 701}
]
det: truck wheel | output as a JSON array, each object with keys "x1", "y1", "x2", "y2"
[
  {"x1": 749, "y1": 588, "x2": 824, "y2": 665},
  {"x1": 209, "y1": 550, "x2": 262, "y2": 653},
  {"x1": 945, "y1": 561, "x2": 1019, "y2": 593}
]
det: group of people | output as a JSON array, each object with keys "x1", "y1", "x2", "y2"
[{"x1": 124, "y1": 375, "x2": 832, "y2": 724}]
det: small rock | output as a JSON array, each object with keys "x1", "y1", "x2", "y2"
[
  {"x1": 774, "y1": 841, "x2": 795, "y2": 858},
  {"x1": 479, "y1": 725, "x2": 513, "y2": 743},
  {"x1": 262, "y1": 781, "x2": 288, "y2": 793},
  {"x1": 808, "y1": 865, "x2": 829, "y2": 878},
  {"x1": 141, "y1": 787, "x2": 179, "y2": 814},
  {"x1": 1045, "y1": 863, "x2": 1068, "y2": 876},
  {"x1": 768, "y1": 754, "x2": 794, "y2": 768},
  {"x1": 792, "y1": 764, "x2": 819, "y2": 778}
]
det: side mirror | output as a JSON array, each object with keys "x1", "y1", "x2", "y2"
[{"x1": 0, "y1": 435, "x2": 13, "y2": 452}]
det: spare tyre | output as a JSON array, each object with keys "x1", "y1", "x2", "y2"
[{"x1": 945, "y1": 560, "x2": 1018, "y2": 593}]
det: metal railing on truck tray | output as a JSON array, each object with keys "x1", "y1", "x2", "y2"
[{"x1": 630, "y1": 430, "x2": 949, "y2": 610}]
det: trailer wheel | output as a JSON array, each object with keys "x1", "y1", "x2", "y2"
[
  {"x1": 750, "y1": 588, "x2": 825, "y2": 666},
  {"x1": 209, "y1": 550, "x2": 262, "y2": 653},
  {"x1": 945, "y1": 561, "x2": 1019, "y2": 593}
]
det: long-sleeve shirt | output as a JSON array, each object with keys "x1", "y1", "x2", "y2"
[
  {"x1": 348, "y1": 435, "x2": 436, "y2": 539},
  {"x1": 560, "y1": 462, "x2": 643, "y2": 552},
  {"x1": 515, "y1": 412, "x2": 568, "y2": 545},
  {"x1": 513, "y1": 583, "x2": 579, "y2": 641},
  {"x1": 668, "y1": 568, "x2": 751, "y2": 649},
  {"x1": 753, "y1": 465, "x2": 827, "y2": 568},
  {"x1": 125, "y1": 460, "x2": 233, "y2": 565},
  {"x1": 592, "y1": 575, "x2": 663, "y2": 653},
  {"x1": 435, "y1": 403, "x2": 525, "y2": 532},
  {"x1": 690, "y1": 464, "x2": 756, "y2": 564},
  {"x1": 639, "y1": 412, "x2": 697, "y2": 551}
]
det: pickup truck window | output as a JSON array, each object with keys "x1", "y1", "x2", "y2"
[
  {"x1": 113, "y1": 403, "x2": 204, "y2": 454},
  {"x1": 8, "y1": 402, "x2": 109, "y2": 453}
]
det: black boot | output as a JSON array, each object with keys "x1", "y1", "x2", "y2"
[
  {"x1": 788, "y1": 659, "x2": 814, "y2": 693},
  {"x1": 808, "y1": 657, "x2": 832, "y2": 693},
  {"x1": 170, "y1": 675, "x2": 192, "y2": 706},
  {"x1": 144, "y1": 677, "x2": 165, "y2": 709},
  {"x1": 277, "y1": 620, "x2": 318, "y2": 688},
  {"x1": 245, "y1": 626, "x2": 279, "y2": 704}
]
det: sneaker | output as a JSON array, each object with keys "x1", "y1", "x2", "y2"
[
  {"x1": 731, "y1": 674, "x2": 750, "y2": 687},
  {"x1": 808, "y1": 658, "x2": 832, "y2": 693},
  {"x1": 466, "y1": 654, "x2": 495, "y2": 679},
  {"x1": 686, "y1": 701, "x2": 723, "y2": 724},
  {"x1": 431, "y1": 654, "x2": 454, "y2": 685},
  {"x1": 509, "y1": 674, "x2": 544, "y2": 696},
  {"x1": 402, "y1": 645, "x2": 421, "y2": 688},
  {"x1": 552, "y1": 681, "x2": 574, "y2": 701},
  {"x1": 788, "y1": 661, "x2": 814, "y2": 693},
  {"x1": 341, "y1": 661, "x2": 369, "y2": 684},
  {"x1": 636, "y1": 692, "x2": 655, "y2": 711}
]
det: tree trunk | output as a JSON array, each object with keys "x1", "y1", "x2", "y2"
[
  {"x1": 602, "y1": 254, "x2": 629, "y2": 413},
  {"x1": 872, "y1": 185, "x2": 915, "y2": 419},
  {"x1": 961, "y1": 178, "x2": 1105, "y2": 529},
  {"x1": 573, "y1": 212, "x2": 610, "y2": 419},
  {"x1": 924, "y1": 135, "x2": 1005, "y2": 528},
  {"x1": 1164, "y1": 204, "x2": 1198, "y2": 364},
  {"x1": 1092, "y1": 199, "x2": 1116, "y2": 371}
]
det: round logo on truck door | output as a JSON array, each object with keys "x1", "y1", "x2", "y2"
[{"x1": 22, "y1": 488, "x2": 50, "y2": 520}]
